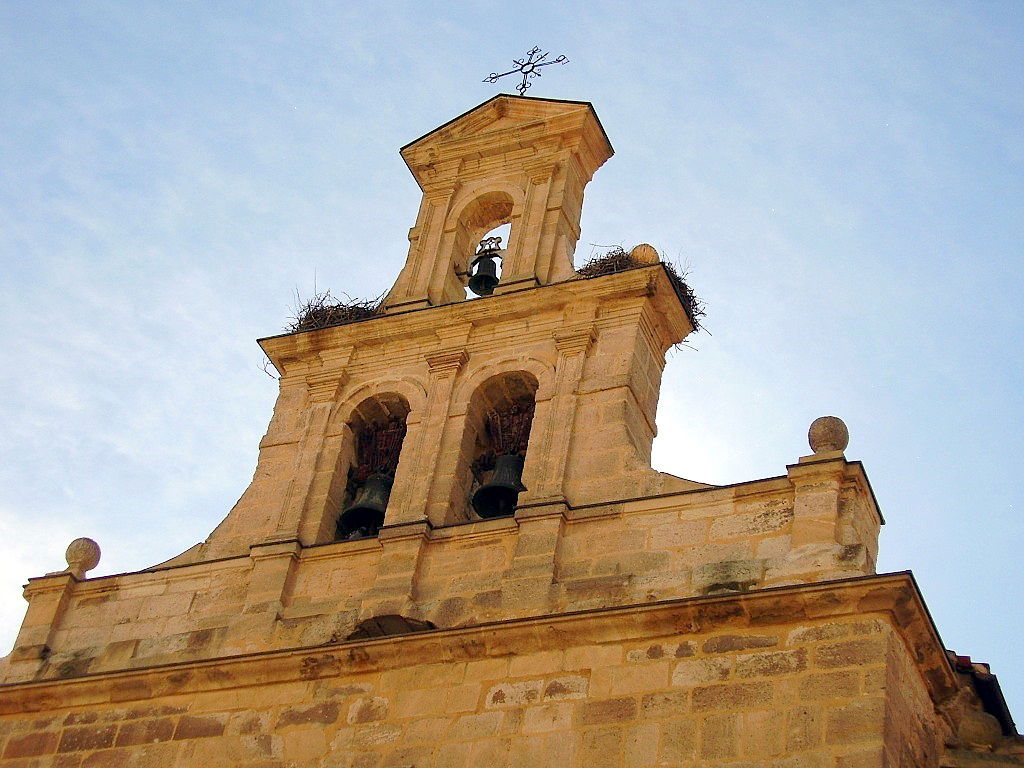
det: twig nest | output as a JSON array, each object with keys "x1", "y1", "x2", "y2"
[
  {"x1": 629, "y1": 243, "x2": 660, "y2": 265},
  {"x1": 808, "y1": 416, "x2": 849, "y2": 454},
  {"x1": 65, "y1": 537, "x2": 101, "y2": 578}
]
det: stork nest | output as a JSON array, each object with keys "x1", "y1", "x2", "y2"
[
  {"x1": 577, "y1": 247, "x2": 705, "y2": 332},
  {"x1": 286, "y1": 290, "x2": 382, "y2": 333}
]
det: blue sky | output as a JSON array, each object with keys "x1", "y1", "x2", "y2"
[{"x1": 1, "y1": 1, "x2": 1022, "y2": 714}]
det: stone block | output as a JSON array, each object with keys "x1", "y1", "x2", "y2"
[
  {"x1": 648, "y1": 518, "x2": 709, "y2": 549},
  {"x1": 627, "y1": 641, "x2": 691, "y2": 662},
  {"x1": 703, "y1": 633, "x2": 779, "y2": 654},
  {"x1": 463, "y1": 657, "x2": 509, "y2": 682},
  {"x1": 350, "y1": 722, "x2": 402, "y2": 748},
  {"x1": 814, "y1": 638, "x2": 886, "y2": 669},
  {"x1": 578, "y1": 697, "x2": 638, "y2": 726},
  {"x1": 509, "y1": 650, "x2": 563, "y2": 677},
  {"x1": 172, "y1": 715, "x2": 226, "y2": 740},
  {"x1": 579, "y1": 726, "x2": 624, "y2": 768},
  {"x1": 799, "y1": 669, "x2": 860, "y2": 700},
  {"x1": 443, "y1": 683, "x2": 481, "y2": 713},
  {"x1": 623, "y1": 721, "x2": 658, "y2": 767},
  {"x1": 277, "y1": 701, "x2": 342, "y2": 728},
  {"x1": 835, "y1": 747, "x2": 885, "y2": 768},
  {"x1": 281, "y1": 726, "x2": 327, "y2": 761},
  {"x1": 563, "y1": 644, "x2": 622, "y2": 670},
  {"x1": 671, "y1": 657, "x2": 732, "y2": 686},
  {"x1": 346, "y1": 697, "x2": 388, "y2": 725},
  {"x1": 611, "y1": 661, "x2": 670, "y2": 695},
  {"x1": 659, "y1": 716, "x2": 698, "y2": 762},
  {"x1": 738, "y1": 709, "x2": 786, "y2": 754},
  {"x1": 522, "y1": 702, "x2": 572, "y2": 733},
  {"x1": 486, "y1": 680, "x2": 543, "y2": 709},
  {"x1": 542, "y1": 675, "x2": 589, "y2": 701},
  {"x1": 449, "y1": 711, "x2": 503, "y2": 741},
  {"x1": 786, "y1": 705, "x2": 823, "y2": 749},
  {"x1": 57, "y1": 725, "x2": 117, "y2": 753},
  {"x1": 640, "y1": 690, "x2": 689, "y2": 718},
  {"x1": 433, "y1": 739, "x2": 472, "y2": 768},
  {"x1": 699, "y1": 712, "x2": 738, "y2": 759},
  {"x1": 114, "y1": 718, "x2": 175, "y2": 747},
  {"x1": 392, "y1": 688, "x2": 439, "y2": 720},
  {"x1": 710, "y1": 506, "x2": 793, "y2": 541},
  {"x1": 691, "y1": 681, "x2": 773, "y2": 712},
  {"x1": 3, "y1": 731, "x2": 60, "y2": 758},
  {"x1": 735, "y1": 648, "x2": 807, "y2": 678},
  {"x1": 824, "y1": 698, "x2": 885, "y2": 745}
]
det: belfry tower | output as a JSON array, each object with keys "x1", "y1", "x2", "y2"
[{"x1": 1, "y1": 96, "x2": 1020, "y2": 766}]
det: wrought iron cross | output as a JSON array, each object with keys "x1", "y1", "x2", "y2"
[{"x1": 483, "y1": 46, "x2": 568, "y2": 96}]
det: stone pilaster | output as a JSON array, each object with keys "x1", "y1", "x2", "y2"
[
  {"x1": 495, "y1": 168, "x2": 553, "y2": 292},
  {"x1": 8, "y1": 573, "x2": 77, "y2": 663},
  {"x1": 267, "y1": 349, "x2": 351, "y2": 543},
  {"x1": 360, "y1": 521, "x2": 430, "y2": 621},
  {"x1": 503, "y1": 501, "x2": 567, "y2": 616},
  {"x1": 523, "y1": 324, "x2": 595, "y2": 503},
  {"x1": 236, "y1": 540, "x2": 301, "y2": 651},
  {"x1": 386, "y1": 347, "x2": 468, "y2": 526},
  {"x1": 787, "y1": 455, "x2": 846, "y2": 548}
]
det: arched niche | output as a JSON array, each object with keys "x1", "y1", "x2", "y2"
[
  {"x1": 450, "y1": 371, "x2": 539, "y2": 522},
  {"x1": 326, "y1": 392, "x2": 411, "y2": 541}
]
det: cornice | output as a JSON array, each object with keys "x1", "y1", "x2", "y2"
[
  {"x1": 0, "y1": 572, "x2": 956, "y2": 715},
  {"x1": 258, "y1": 266, "x2": 689, "y2": 375}
]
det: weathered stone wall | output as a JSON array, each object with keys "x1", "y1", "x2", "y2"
[
  {"x1": 201, "y1": 266, "x2": 693, "y2": 562},
  {"x1": 2, "y1": 457, "x2": 879, "y2": 684},
  {"x1": 882, "y1": 627, "x2": 948, "y2": 766},
  {"x1": 0, "y1": 598, "x2": 943, "y2": 767}
]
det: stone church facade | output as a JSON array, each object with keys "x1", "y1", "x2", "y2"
[{"x1": 1, "y1": 95, "x2": 1019, "y2": 766}]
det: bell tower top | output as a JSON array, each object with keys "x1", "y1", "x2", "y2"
[{"x1": 384, "y1": 94, "x2": 613, "y2": 311}]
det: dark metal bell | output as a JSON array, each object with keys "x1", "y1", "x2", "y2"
[
  {"x1": 472, "y1": 453, "x2": 527, "y2": 518},
  {"x1": 340, "y1": 472, "x2": 392, "y2": 538},
  {"x1": 468, "y1": 254, "x2": 499, "y2": 296}
]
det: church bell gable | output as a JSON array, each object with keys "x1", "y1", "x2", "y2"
[{"x1": 385, "y1": 95, "x2": 613, "y2": 310}]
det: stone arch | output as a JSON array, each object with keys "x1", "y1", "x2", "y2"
[
  {"x1": 437, "y1": 181, "x2": 528, "y2": 303},
  {"x1": 329, "y1": 377, "x2": 428, "y2": 436},
  {"x1": 448, "y1": 370, "x2": 542, "y2": 522},
  {"x1": 450, "y1": 354, "x2": 555, "y2": 416},
  {"x1": 322, "y1": 389, "x2": 416, "y2": 541}
]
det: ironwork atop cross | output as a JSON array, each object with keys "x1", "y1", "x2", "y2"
[{"x1": 483, "y1": 46, "x2": 569, "y2": 96}]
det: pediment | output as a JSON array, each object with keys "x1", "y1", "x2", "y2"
[{"x1": 400, "y1": 94, "x2": 613, "y2": 184}]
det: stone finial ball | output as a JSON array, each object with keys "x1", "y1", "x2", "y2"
[
  {"x1": 629, "y1": 243, "x2": 660, "y2": 265},
  {"x1": 808, "y1": 416, "x2": 849, "y2": 454},
  {"x1": 65, "y1": 538, "x2": 101, "y2": 576}
]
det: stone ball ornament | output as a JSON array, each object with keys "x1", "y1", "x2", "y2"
[
  {"x1": 808, "y1": 416, "x2": 849, "y2": 454},
  {"x1": 629, "y1": 243, "x2": 661, "y2": 265},
  {"x1": 65, "y1": 537, "x2": 101, "y2": 578}
]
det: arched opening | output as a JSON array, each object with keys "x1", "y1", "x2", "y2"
[
  {"x1": 451, "y1": 191, "x2": 516, "y2": 301},
  {"x1": 454, "y1": 372, "x2": 538, "y2": 520},
  {"x1": 329, "y1": 393, "x2": 410, "y2": 540}
]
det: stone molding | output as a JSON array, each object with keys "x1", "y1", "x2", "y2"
[{"x1": 0, "y1": 572, "x2": 955, "y2": 715}]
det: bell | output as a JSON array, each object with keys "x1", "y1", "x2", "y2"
[
  {"x1": 339, "y1": 472, "x2": 393, "y2": 538},
  {"x1": 468, "y1": 253, "x2": 499, "y2": 296},
  {"x1": 472, "y1": 453, "x2": 527, "y2": 518}
]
